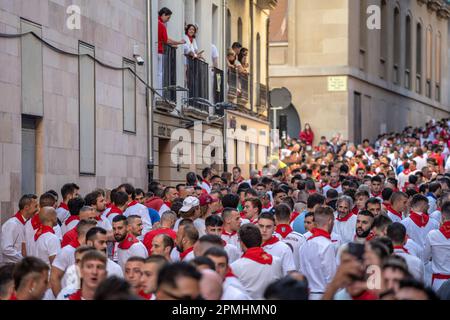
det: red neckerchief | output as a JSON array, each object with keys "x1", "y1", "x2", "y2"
[
  {"x1": 34, "y1": 225, "x2": 55, "y2": 241},
  {"x1": 262, "y1": 203, "x2": 272, "y2": 209},
  {"x1": 31, "y1": 214, "x2": 41, "y2": 230},
  {"x1": 14, "y1": 211, "x2": 27, "y2": 225},
  {"x1": 138, "y1": 290, "x2": 153, "y2": 300},
  {"x1": 222, "y1": 240, "x2": 227, "y2": 247},
  {"x1": 351, "y1": 206, "x2": 359, "y2": 215},
  {"x1": 371, "y1": 192, "x2": 382, "y2": 198},
  {"x1": 127, "y1": 200, "x2": 138, "y2": 208},
  {"x1": 439, "y1": 221, "x2": 450, "y2": 239},
  {"x1": 118, "y1": 233, "x2": 139, "y2": 250},
  {"x1": 106, "y1": 203, "x2": 112, "y2": 209},
  {"x1": 202, "y1": 179, "x2": 211, "y2": 187},
  {"x1": 222, "y1": 230, "x2": 237, "y2": 237},
  {"x1": 330, "y1": 182, "x2": 341, "y2": 189},
  {"x1": 94, "y1": 215, "x2": 102, "y2": 222},
  {"x1": 385, "y1": 204, "x2": 402, "y2": 220},
  {"x1": 225, "y1": 268, "x2": 236, "y2": 278},
  {"x1": 290, "y1": 211, "x2": 300, "y2": 224},
  {"x1": 68, "y1": 290, "x2": 82, "y2": 300},
  {"x1": 249, "y1": 217, "x2": 258, "y2": 224},
  {"x1": 106, "y1": 205, "x2": 123, "y2": 218},
  {"x1": 65, "y1": 215, "x2": 80, "y2": 226},
  {"x1": 403, "y1": 169, "x2": 411, "y2": 175},
  {"x1": 179, "y1": 246, "x2": 194, "y2": 261},
  {"x1": 393, "y1": 245, "x2": 410, "y2": 254},
  {"x1": 307, "y1": 228, "x2": 332, "y2": 241},
  {"x1": 352, "y1": 290, "x2": 378, "y2": 300},
  {"x1": 275, "y1": 224, "x2": 293, "y2": 239},
  {"x1": 242, "y1": 247, "x2": 273, "y2": 265},
  {"x1": 234, "y1": 176, "x2": 244, "y2": 184},
  {"x1": 409, "y1": 211, "x2": 430, "y2": 228},
  {"x1": 262, "y1": 235, "x2": 280, "y2": 247},
  {"x1": 163, "y1": 201, "x2": 172, "y2": 208},
  {"x1": 9, "y1": 293, "x2": 17, "y2": 300},
  {"x1": 59, "y1": 202, "x2": 69, "y2": 211},
  {"x1": 366, "y1": 231, "x2": 376, "y2": 241},
  {"x1": 69, "y1": 238, "x2": 81, "y2": 249},
  {"x1": 187, "y1": 35, "x2": 194, "y2": 43},
  {"x1": 336, "y1": 211, "x2": 353, "y2": 222}
]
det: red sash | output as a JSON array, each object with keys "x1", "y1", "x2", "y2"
[
  {"x1": 385, "y1": 204, "x2": 402, "y2": 220},
  {"x1": 14, "y1": 211, "x2": 27, "y2": 225},
  {"x1": 106, "y1": 205, "x2": 123, "y2": 218},
  {"x1": 34, "y1": 225, "x2": 55, "y2": 241},
  {"x1": 179, "y1": 247, "x2": 194, "y2": 261},
  {"x1": 275, "y1": 224, "x2": 293, "y2": 239},
  {"x1": 336, "y1": 212, "x2": 353, "y2": 222},
  {"x1": 127, "y1": 201, "x2": 138, "y2": 208},
  {"x1": 65, "y1": 215, "x2": 80, "y2": 226},
  {"x1": 118, "y1": 234, "x2": 139, "y2": 250},
  {"x1": 393, "y1": 245, "x2": 410, "y2": 254},
  {"x1": 68, "y1": 290, "x2": 82, "y2": 300},
  {"x1": 307, "y1": 228, "x2": 331, "y2": 241},
  {"x1": 439, "y1": 221, "x2": 450, "y2": 239},
  {"x1": 31, "y1": 214, "x2": 41, "y2": 230},
  {"x1": 242, "y1": 247, "x2": 273, "y2": 265},
  {"x1": 59, "y1": 202, "x2": 69, "y2": 211},
  {"x1": 409, "y1": 211, "x2": 429, "y2": 228},
  {"x1": 262, "y1": 236, "x2": 280, "y2": 247}
]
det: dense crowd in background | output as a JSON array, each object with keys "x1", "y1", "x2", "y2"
[{"x1": 1, "y1": 118, "x2": 450, "y2": 300}]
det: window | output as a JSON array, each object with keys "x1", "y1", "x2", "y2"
[
  {"x1": 359, "y1": 0, "x2": 367, "y2": 70},
  {"x1": 123, "y1": 58, "x2": 136, "y2": 133},
  {"x1": 416, "y1": 23, "x2": 422, "y2": 94},
  {"x1": 405, "y1": 15, "x2": 412, "y2": 89},
  {"x1": 379, "y1": 0, "x2": 388, "y2": 78},
  {"x1": 79, "y1": 42, "x2": 96, "y2": 175},
  {"x1": 212, "y1": 4, "x2": 219, "y2": 47},
  {"x1": 226, "y1": 10, "x2": 232, "y2": 48},
  {"x1": 256, "y1": 33, "x2": 261, "y2": 108},
  {"x1": 21, "y1": 116, "x2": 37, "y2": 195},
  {"x1": 238, "y1": 18, "x2": 243, "y2": 45},
  {"x1": 20, "y1": 19, "x2": 43, "y2": 116},
  {"x1": 393, "y1": 7, "x2": 400, "y2": 84},
  {"x1": 269, "y1": 0, "x2": 288, "y2": 42},
  {"x1": 435, "y1": 32, "x2": 441, "y2": 101},
  {"x1": 426, "y1": 26, "x2": 432, "y2": 98}
]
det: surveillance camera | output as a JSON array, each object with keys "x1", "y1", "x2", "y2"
[{"x1": 134, "y1": 55, "x2": 145, "y2": 66}]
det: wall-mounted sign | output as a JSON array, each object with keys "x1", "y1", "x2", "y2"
[{"x1": 328, "y1": 76, "x2": 347, "y2": 92}]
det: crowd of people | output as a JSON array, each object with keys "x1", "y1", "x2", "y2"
[{"x1": 1, "y1": 118, "x2": 450, "y2": 300}]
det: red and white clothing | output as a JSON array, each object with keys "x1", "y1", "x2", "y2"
[
  {"x1": 393, "y1": 246, "x2": 424, "y2": 281},
  {"x1": 221, "y1": 230, "x2": 240, "y2": 250},
  {"x1": 143, "y1": 228, "x2": 177, "y2": 254},
  {"x1": 262, "y1": 236, "x2": 296, "y2": 275},
  {"x1": 370, "y1": 192, "x2": 383, "y2": 202},
  {"x1": 299, "y1": 228, "x2": 337, "y2": 300},
  {"x1": 222, "y1": 271, "x2": 251, "y2": 300},
  {"x1": 138, "y1": 290, "x2": 156, "y2": 300},
  {"x1": 385, "y1": 204, "x2": 404, "y2": 223},
  {"x1": 430, "y1": 209, "x2": 442, "y2": 223},
  {"x1": 261, "y1": 203, "x2": 273, "y2": 214},
  {"x1": 95, "y1": 215, "x2": 112, "y2": 232},
  {"x1": 158, "y1": 202, "x2": 171, "y2": 217},
  {"x1": 322, "y1": 183, "x2": 342, "y2": 196},
  {"x1": 230, "y1": 247, "x2": 283, "y2": 299},
  {"x1": 34, "y1": 225, "x2": 61, "y2": 267},
  {"x1": 24, "y1": 214, "x2": 41, "y2": 257},
  {"x1": 333, "y1": 212, "x2": 357, "y2": 244},
  {"x1": 61, "y1": 215, "x2": 79, "y2": 236},
  {"x1": 1, "y1": 212, "x2": 27, "y2": 263},
  {"x1": 52, "y1": 239, "x2": 80, "y2": 288},
  {"x1": 56, "y1": 203, "x2": 71, "y2": 225},
  {"x1": 201, "y1": 180, "x2": 212, "y2": 194},
  {"x1": 223, "y1": 241, "x2": 241, "y2": 263},
  {"x1": 401, "y1": 211, "x2": 439, "y2": 248},
  {"x1": 123, "y1": 201, "x2": 152, "y2": 240},
  {"x1": 423, "y1": 222, "x2": 450, "y2": 291},
  {"x1": 275, "y1": 224, "x2": 306, "y2": 270},
  {"x1": 116, "y1": 233, "x2": 148, "y2": 270},
  {"x1": 104, "y1": 205, "x2": 123, "y2": 224},
  {"x1": 179, "y1": 247, "x2": 195, "y2": 262}
]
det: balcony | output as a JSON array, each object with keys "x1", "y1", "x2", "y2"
[
  {"x1": 156, "y1": 44, "x2": 177, "y2": 112},
  {"x1": 237, "y1": 73, "x2": 250, "y2": 106},
  {"x1": 227, "y1": 68, "x2": 238, "y2": 102},
  {"x1": 213, "y1": 67, "x2": 224, "y2": 105},
  {"x1": 256, "y1": 83, "x2": 268, "y2": 115},
  {"x1": 257, "y1": 0, "x2": 278, "y2": 9},
  {"x1": 184, "y1": 56, "x2": 210, "y2": 119}
]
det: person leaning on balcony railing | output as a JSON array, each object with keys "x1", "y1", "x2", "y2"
[
  {"x1": 226, "y1": 49, "x2": 244, "y2": 73},
  {"x1": 238, "y1": 48, "x2": 250, "y2": 75},
  {"x1": 183, "y1": 24, "x2": 203, "y2": 62}
]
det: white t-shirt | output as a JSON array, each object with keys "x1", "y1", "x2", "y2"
[
  {"x1": 117, "y1": 241, "x2": 148, "y2": 271},
  {"x1": 332, "y1": 213, "x2": 357, "y2": 245},
  {"x1": 35, "y1": 232, "x2": 61, "y2": 267},
  {"x1": 423, "y1": 228, "x2": 450, "y2": 291},
  {"x1": 262, "y1": 239, "x2": 296, "y2": 275}
]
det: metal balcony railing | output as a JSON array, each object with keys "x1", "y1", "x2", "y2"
[
  {"x1": 227, "y1": 68, "x2": 238, "y2": 101},
  {"x1": 238, "y1": 72, "x2": 249, "y2": 103},
  {"x1": 186, "y1": 56, "x2": 209, "y2": 113},
  {"x1": 256, "y1": 83, "x2": 268, "y2": 113},
  {"x1": 162, "y1": 44, "x2": 177, "y2": 102}
]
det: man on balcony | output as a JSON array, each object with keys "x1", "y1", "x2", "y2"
[{"x1": 157, "y1": 7, "x2": 185, "y2": 94}]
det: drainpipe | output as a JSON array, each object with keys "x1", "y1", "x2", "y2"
[
  {"x1": 146, "y1": 0, "x2": 154, "y2": 189},
  {"x1": 249, "y1": 0, "x2": 254, "y2": 113},
  {"x1": 223, "y1": 0, "x2": 228, "y2": 172}
]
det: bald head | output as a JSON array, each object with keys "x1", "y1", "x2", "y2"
[
  {"x1": 39, "y1": 207, "x2": 57, "y2": 226},
  {"x1": 200, "y1": 269, "x2": 223, "y2": 300}
]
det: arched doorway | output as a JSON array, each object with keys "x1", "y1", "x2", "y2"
[{"x1": 277, "y1": 104, "x2": 301, "y2": 140}]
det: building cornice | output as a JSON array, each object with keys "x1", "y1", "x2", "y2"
[{"x1": 417, "y1": 0, "x2": 450, "y2": 19}]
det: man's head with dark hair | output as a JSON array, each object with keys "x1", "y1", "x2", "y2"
[
  {"x1": 307, "y1": 193, "x2": 326, "y2": 210},
  {"x1": 326, "y1": 189, "x2": 339, "y2": 200},
  {"x1": 118, "y1": 183, "x2": 136, "y2": 201},
  {"x1": 190, "y1": 256, "x2": 216, "y2": 271},
  {"x1": 13, "y1": 257, "x2": 49, "y2": 300},
  {"x1": 397, "y1": 278, "x2": 439, "y2": 300},
  {"x1": 410, "y1": 194, "x2": 429, "y2": 212},
  {"x1": 387, "y1": 222, "x2": 407, "y2": 245},
  {"x1": 205, "y1": 215, "x2": 224, "y2": 236},
  {"x1": 204, "y1": 247, "x2": 229, "y2": 279},
  {"x1": 158, "y1": 7, "x2": 173, "y2": 18},
  {"x1": 371, "y1": 214, "x2": 393, "y2": 237},
  {"x1": 382, "y1": 188, "x2": 394, "y2": 202},
  {"x1": 365, "y1": 197, "x2": 382, "y2": 217},
  {"x1": 39, "y1": 192, "x2": 57, "y2": 208},
  {"x1": 221, "y1": 194, "x2": 240, "y2": 209},
  {"x1": 264, "y1": 274, "x2": 309, "y2": 300},
  {"x1": 68, "y1": 197, "x2": 85, "y2": 216},
  {"x1": 94, "y1": 276, "x2": 135, "y2": 300},
  {"x1": 243, "y1": 198, "x2": 262, "y2": 221},
  {"x1": 156, "y1": 263, "x2": 202, "y2": 300},
  {"x1": 112, "y1": 215, "x2": 129, "y2": 242},
  {"x1": 0, "y1": 264, "x2": 15, "y2": 300},
  {"x1": 202, "y1": 167, "x2": 212, "y2": 180},
  {"x1": 274, "y1": 204, "x2": 292, "y2": 224},
  {"x1": 61, "y1": 183, "x2": 80, "y2": 201},
  {"x1": 239, "y1": 223, "x2": 262, "y2": 249}
]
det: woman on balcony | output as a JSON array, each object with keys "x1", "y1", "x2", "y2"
[
  {"x1": 238, "y1": 48, "x2": 250, "y2": 75},
  {"x1": 183, "y1": 24, "x2": 203, "y2": 62}
]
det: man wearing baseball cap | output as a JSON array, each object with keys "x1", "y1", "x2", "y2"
[
  {"x1": 173, "y1": 196, "x2": 201, "y2": 231},
  {"x1": 195, "y1": 194, "x2": 220, "y2": 236}
]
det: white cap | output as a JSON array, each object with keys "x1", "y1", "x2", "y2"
[{"x1": 180, "y1": 196, "x2": 200, "y2": 213}]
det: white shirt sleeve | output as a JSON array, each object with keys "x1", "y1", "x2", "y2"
[
  {"x1": 1, "y1": 221, "x2": 24, "y2": 263},
  {"x1": 46, "y1": 235, "x2": 62, "y2": 260},
  {"x1": 423, "y1": 233, "x2": 432, "y2": 263},
  {"x1": 281, "y1": 247, "x2": 296, "y2": 275}
]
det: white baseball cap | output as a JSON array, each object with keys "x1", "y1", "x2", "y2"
[{"x1": 180, "y1": 196, "x2": 200, "y2": 213}]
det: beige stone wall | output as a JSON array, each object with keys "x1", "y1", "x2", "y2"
[{"x1": 0, "y1": 1, "x2": 149, "y2": 222}]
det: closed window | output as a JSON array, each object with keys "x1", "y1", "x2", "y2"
[{"x1": 123, "y1": 58, "x2": 136, "y2": 133}]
